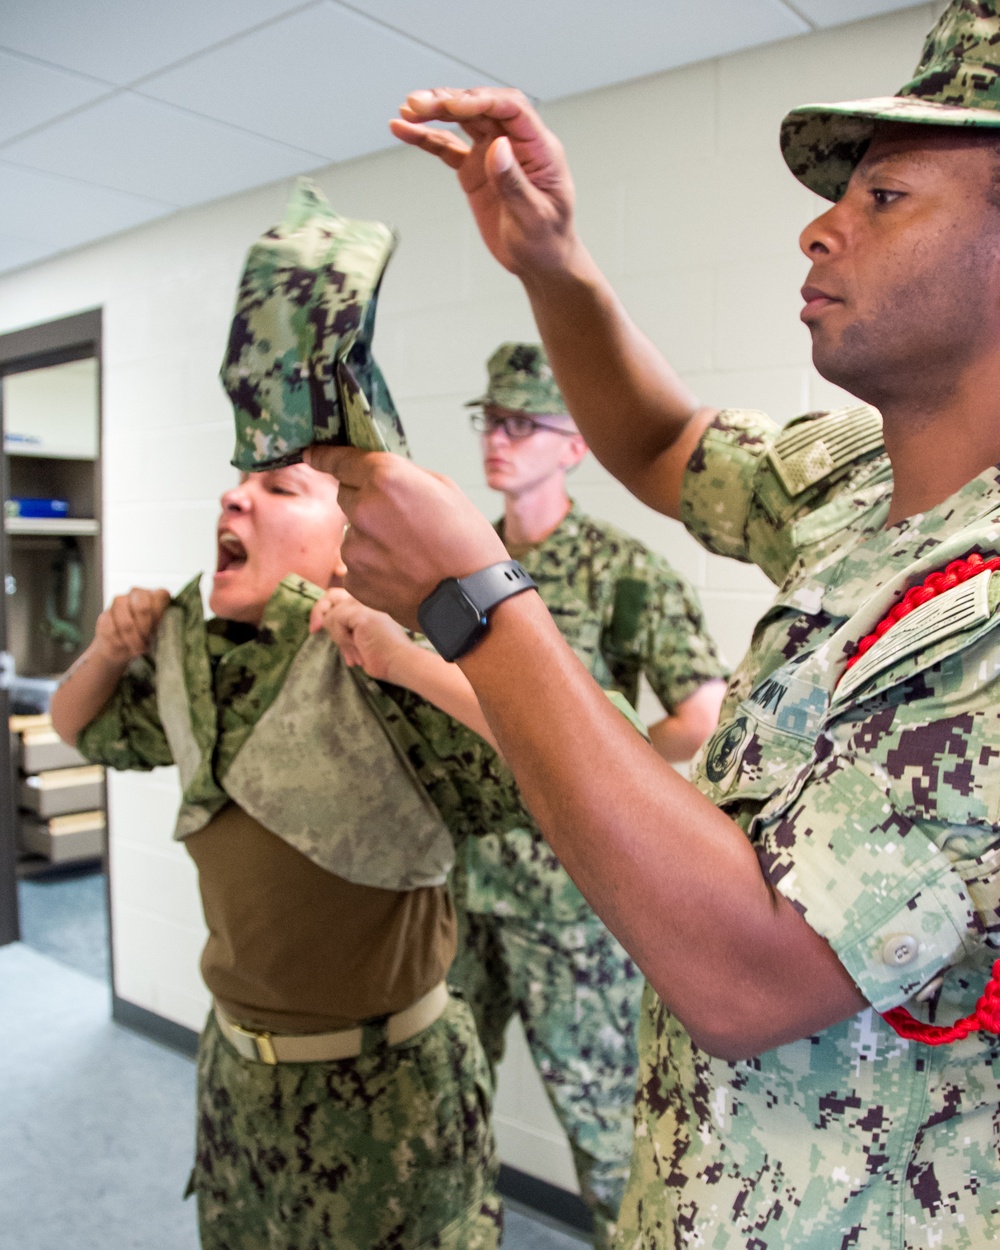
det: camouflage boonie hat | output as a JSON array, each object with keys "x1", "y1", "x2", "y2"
[
  {"x1": 222, "y1": 178, "x2": 408, "y2": 471},
  {"x1": 782, "y1": 0, "x2": 1000, "y2": 201},
  {"x1": 466, "y1": 342, "x2": 569, "y2": 416}
]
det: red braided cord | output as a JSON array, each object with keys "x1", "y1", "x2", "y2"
[
  {"x1": 843, "y1": 552, "x2": 1000, "y2": 671},
  {"x1": 841, "y1": 552, "x2": 1000, "y2": 1044},
  {"x1": 883, "y1": 957, "x2": 1000, "y2": 1044}
]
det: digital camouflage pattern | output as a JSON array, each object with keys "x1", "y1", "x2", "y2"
[
  {"x1": 461, "y1": 502, "x2": 727, "y2": 923},
  {"x1": 77, "y1": 575, "x2": 534, "y2": 882},
  {"x1": 222, "y1": 178, "x2": 408, "y2": 472},
  {"x1": 191, "y1": 997, "x2": 502, "y2": 1250},
  {"x1": 465, "y1": 342, "x2": 569, "y2": 415},
  {"x1": 450, "y1": 503, "x2": 724, "y2": 1245},
  {"x1": 781, "y1": 0, "x2": 1000, "y2": 201},
  {"x1": 450, "y1": 906, "x2": 643, "y2": 1250},
  {"x1": 615, "y1": 405, "x2": 1000, "y2": 1249},
  {"x1": 76, "y1": 575, "x2": 524, "y2": 1246}
]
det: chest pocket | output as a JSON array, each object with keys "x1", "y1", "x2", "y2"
[
  {"x1": 545, "y1": 595, "x2": 612, "y2": 687},
  {"x1": 830, "y1": 571, "x2": 1000, "y2": 712}
]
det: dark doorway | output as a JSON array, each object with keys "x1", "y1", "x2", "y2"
[{"x1": 0, "y1": 309, "x2": 104, "y2": 960}]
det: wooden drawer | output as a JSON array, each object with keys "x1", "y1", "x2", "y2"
[
  {"x1": 20, "y1": 764, "x2": 105, "y2": 818},
  {"x1": 19, "y1": 810, "x2": 105, "y2": 864},
  {"x1": 18, "y1": 726, "x2": 87, "y2": 773}
]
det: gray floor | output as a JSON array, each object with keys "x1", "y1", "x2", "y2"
[
  {"x1": 17, "y1": 866, "x2": 110, "y2": 981},
  {"x1": 1, "y1": 942, "x2": 200, "y2": 1250},
  {"x1": 4, "y1": 874, "x2": 585, "y2": 1248}
]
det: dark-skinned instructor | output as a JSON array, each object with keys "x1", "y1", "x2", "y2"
[{"x1": 308, "y1": 4, "x2": 1000, "y2": 1245}]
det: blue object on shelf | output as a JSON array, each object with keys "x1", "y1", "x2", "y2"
[{"x1": 6, "y1": 497, "x2": 70, "y2": 519}]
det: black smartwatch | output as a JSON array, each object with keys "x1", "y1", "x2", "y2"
[{"x1": 417, "y1": 560, "x2": 537, "y2": 661}]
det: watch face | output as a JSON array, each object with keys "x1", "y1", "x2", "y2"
[{"x1": 418, "y1": 581, "x2": 487, "y2": 662}]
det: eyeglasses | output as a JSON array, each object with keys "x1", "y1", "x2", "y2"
[{"x1": 470, "y1": 411, "x2": 576, "y2": 440}]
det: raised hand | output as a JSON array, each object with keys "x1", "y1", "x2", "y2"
[
  {"x1": 390, "y1": 87, "x2": 578, "y2": 278},
  {"x1": 93, "y1": 587, "x2": 171, "y2": 666}
]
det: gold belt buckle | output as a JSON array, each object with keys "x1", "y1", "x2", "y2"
[{"x1": 230, "y1": 1019, "x2": 278, "y2": 1065}]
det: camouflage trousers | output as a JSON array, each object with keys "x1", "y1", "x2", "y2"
[
  {"x1": 189, "y1": 995, "x2": 502, "y2": 1250},
  {"x1": 449, "y1": 908, "x2": 643, "y2": 1250}
]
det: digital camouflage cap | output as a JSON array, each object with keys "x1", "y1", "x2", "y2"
[
  {"x1": 466, "y1": 343, "x2": 569, "y2": 416},
  {"x1": 781, "y1": 0, "x2": 1000, "y2": 201},
  {"x1": 222, "y1": 179, "x2": 408, "y2": 472}
]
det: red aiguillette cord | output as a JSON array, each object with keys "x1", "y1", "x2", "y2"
[{"x1": 841, "y1": 552, "x2": 1000, "y2": 1044}]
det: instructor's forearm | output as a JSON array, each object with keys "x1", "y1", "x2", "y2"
[
  {"x1": 457, "y1": 593, "x2": 865, "y2": 1058},
  {"x1": 50, "y1": 645, "x2": 129, "y2": 746},
  {"x1": 521, "y1": 244, "x2": 716, "y2": 517}
]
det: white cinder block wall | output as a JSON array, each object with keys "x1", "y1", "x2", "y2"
[{"x1": 0, "y1": 5, "x2": 939, "y2": 1192}]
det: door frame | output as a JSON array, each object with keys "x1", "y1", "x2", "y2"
[{"x1": 0, "y1": 308, "x2": 103, "y2": 947}]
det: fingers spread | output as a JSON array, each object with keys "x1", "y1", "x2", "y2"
[
  {"x1": 402, "y1": 87, "x2": 535, "y2": 127},
  {"x1": 388, "y1": 119, "x2": 471, "y2": 170}
]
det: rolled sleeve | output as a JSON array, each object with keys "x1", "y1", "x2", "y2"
[
  {"x1": 638, "y1": 564, "x2": 728, "y2": 712},
  {"x1": 757, "y1": 753, "x2": 978, "y2": 1012},
  {"x1": 680, "y1": 406, "x2": 890, "y2": 588},
  {"x1": 680, "y1": 409, "x2": 779, "y2": 566},
  {"x1": 76, "y1": 656, "x2": 174, "y2": 771}
]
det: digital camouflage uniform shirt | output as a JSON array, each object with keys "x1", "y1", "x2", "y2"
[
  {"x1": 75, "y1": 574, "x2": 530, "y2": 1250},
  {"x1": 616, "y1": 405, "x2": 1000, "y2": 1249},
  {"x1": 78, "y1": 575, "x2": 531, "y2": 862},
  {"x1": 460, "y1": 503, "x2": 727, "y2": 922}
]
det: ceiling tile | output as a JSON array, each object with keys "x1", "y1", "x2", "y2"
[
  {"x1": 788, "y1": 0, "x2": 929, "y2": 28},
  {"x1": 0, "y1": 161, "x2": 173, "y2": 250},
  {"x1": 340, "y1": 0, "x2": 810, "y2": 100},
  {"x1": 0, "y1": 49, "x2": 113, "y2": 146},
  {"x1": 138, "y1": 2, "x2": 505, "y2": 162},
  {"x1": 0, "y1": 94, "x2": 326, "y2": 206},
  {"x1": 0, "y1": 0, "x2": 313, "y2": 85},
  {"x1": 0, "y1": 234, "x2": 57, "y2": 274}
]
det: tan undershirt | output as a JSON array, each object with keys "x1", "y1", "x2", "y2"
[{"x1": 186, "y1": 802, "x2": 455, "y2": 1034}]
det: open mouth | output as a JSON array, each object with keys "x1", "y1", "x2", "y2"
[{"x1": 216, "y1": 530, "x2": 248, "y2": 573}]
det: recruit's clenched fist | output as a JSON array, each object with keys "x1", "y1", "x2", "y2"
[
  {"x1": 309, "y1": 586, "x2": 414, "y2": 681},
  {"x1": 305, "y1": 446, "x2": 508, "y2": 629},
  {"x1": 93, "y1": 587, "x2": 171, "y2": 666}
]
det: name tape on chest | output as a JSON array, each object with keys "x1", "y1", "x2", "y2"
[
  {"x1": 768, "y1": 406, "x2": 884, "y2": 498},
  {"x1": 837, "y1": 569, "x2": 995, "y2": 701}
]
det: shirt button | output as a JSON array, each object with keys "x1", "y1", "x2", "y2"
[{"x1": 882, "y1": 935, "x2": 919, "y2": 966}]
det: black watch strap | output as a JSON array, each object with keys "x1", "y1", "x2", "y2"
[{"x1": 457, "y1": 560, "x2": 536, "y2": 613}]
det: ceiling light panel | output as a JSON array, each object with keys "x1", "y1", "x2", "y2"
[
  {"x1": 341, "y1": 0, "x2": 810, "y2": 100},
  {"x1": 138, "y1": 1, "x2": 505, "y2": 162},
  {"x1": 0, "y1": 94, "x2": 326, "y2": 206},
  {"x1": 0, "y1": 0, "x2": 313, "y2": 85}
]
